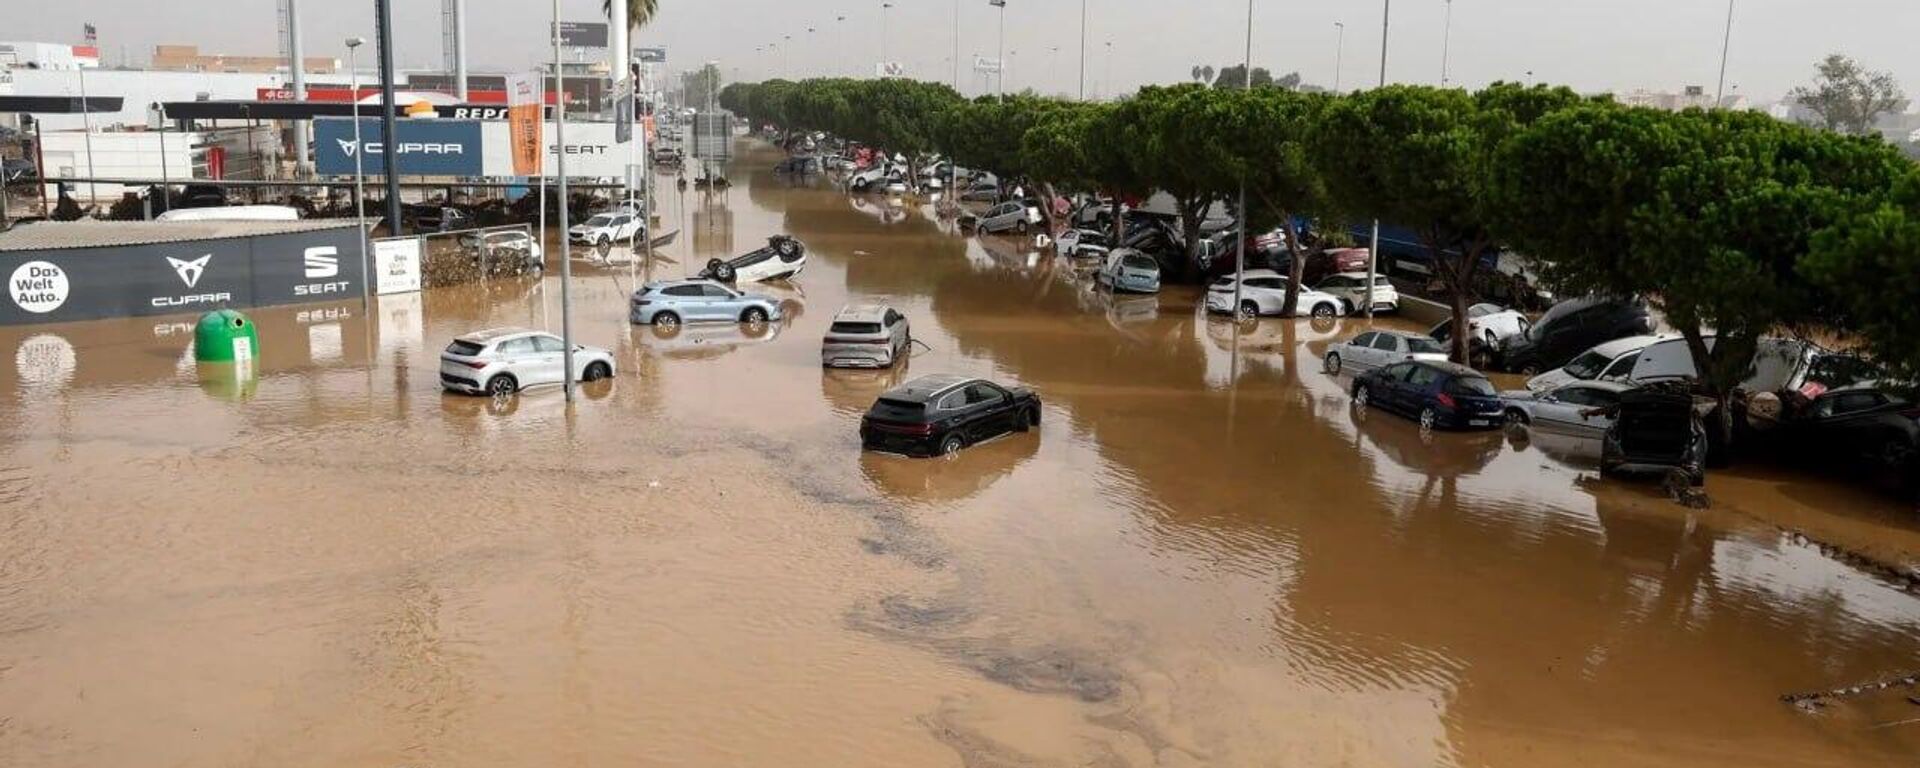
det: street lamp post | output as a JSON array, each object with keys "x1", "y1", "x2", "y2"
[
  {"x1": 1715, "y1": 0, "x2": 1734, "y2": 106},
  {"x1": 1078, "y1": 0, "x2": 1087, "y2": 99},
  {"x1": 881, "y1": 3, "x2": 893, "y2": 74},
  {"x1": 1103, "y1": 41, "x2": 1112, "y2": 98},
  {"x1": 1440, "y1": 0, "x2": 1453, "y2": 86},
  {"x1": 990, "y1": 0, "x2": 1007, "y2": 97},
  {"x1": 552, "y1": 0, "x2": 575, "y2": 404},
  {"x1": 1366, "y1": 0, "x2": 1390, "y2": 319},
  {"x1": 1334, "y1": 21, "x2": 1345, "y2": 91},
  {"x1": 346, "y1": 36, "x2": 369, "y2": 309},
  {"x1": 1234, "y1": 0, "x2": 1253, "y2": 323}
]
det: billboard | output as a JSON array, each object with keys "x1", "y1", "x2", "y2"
[
  {"x1": 554, "y1": 22, "x2": 609, "y2": 48},
  {"x1": 314, "y1": 118, "x2": 484, "y2": 177},
  {"x1": 480, "y1": 121, "x2": 634, "y2": 178},
  {"x1": 635, "y1": 47, "x2": 667, "y2": 63},
  {"x1": 1, "y1": 226, "x2": 366, "y2": 326},
  {"x1": 371, "y1": 238, "x2": 422, "y2": 295}
]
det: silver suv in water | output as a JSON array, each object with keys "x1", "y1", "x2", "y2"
[
  {"x1": 440, "y1": 327, "x2": 616, "y2": 396},
  {"x1": 628, "y1": 279, "x2": 784, "y2": 328},
  {"x1": 822, "y1": 304, "x2": 911, "y2": 368}
]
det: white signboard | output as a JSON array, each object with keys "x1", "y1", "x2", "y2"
[
  {"x1": 481, "y1": 121, "x2": 634, "y2": 179},
  {"x1": 372, "y1": 238, "x2": 423, "y2": 295}
]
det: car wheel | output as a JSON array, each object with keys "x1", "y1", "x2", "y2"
[
  {"x1": 1016, "y1": 406, "x2": 1040, "y2": 432},
  {"x1": 741, "y1": 306, "x2": 768, "y2": 324},
  {"x1": 1419, "y1": 407, "x2": 1439, "y2": 431},
  {"x1": 939, "y1": 434, "x2": 965, "y2": 456},
  {"x1": 486, "y1": 374, "x2": 517, "y2": 396},
  {"x1": 1325, "y1": 352, "x2": 1342, "y2": 375},
  {"x1": 653, "y1": 311, "x2": 681, "y2": 329},
  {"x1": 1239, "y1": 300, "x2": 1260, "y2": 319},
  {"x1": 1312, "y1": 303, "x2": 1337, "y2": 319},
  {"x1": 715, "y1": 263, "x2": 736, "y2": 282},
  {"x1": 1505, "y1": 408, "x2": 1530, "y2": 426},
  {"x1": 1340, "y1": 299, "x2": 1355, "y2": 315},
  {"x1": 1016, "y1": 220, "x2": 1030, "y2": 235},
  {"x1": 583, "y1": 362, "x2": 611, "y2": 382},
  {"x1": 1353, "y1": 385, "x2": 1370, "y2": 408}
]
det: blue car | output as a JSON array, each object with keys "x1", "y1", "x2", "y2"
[
  {"x1": 1351, "y1": 360, "x2": 1505, "y2": 430},
  {"x1": 629, "y1": 279, "x2": 784, "y2": 329}
]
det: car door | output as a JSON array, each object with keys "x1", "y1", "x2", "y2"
[
  {"x1": 1371, "y1": 333, "x2": 1406, "y2": 368},
  {"x1": 529, "y1": 334, "x2": 568, "y2": 386},
  {"x1": 885, "y1": 310, "x2": 909, "y2": 356},
  {"x1": 1398, "y1": 365, "x2": 1440, "y2": 413},
  {"x1": 660, "y1": 284, "x2": 701, "y2": 315},
  {"x1": 1371, "y1": 363, "x2": 1413, "y2": 413},
  {"x1": 497, "y1": 336, "x2": 542, "y2": 387},
  {"x1": 1808, "y1": 391, "x2": 1888, "y2": 458},
  {"x1": 701, "y1": 283, "x2": 740, "y2": 321},
  {"x1": 933, "y1": 389, "x2": 971, "y2": 440},
  {"x1": 1535, "y1": 385, "x2": 1593, "y2": 429},
  {"x1": 1345, "y1": 332, "x2": 1379, "y2": 369},
  {"x1": 965, "y1": 383, "x2": 1015, "y2": 438}
]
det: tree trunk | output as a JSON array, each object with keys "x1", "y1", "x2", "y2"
[
  {"x1": 1038, "y1": 182, "x2": 1061, "y2": 235},
  {"x1": 1279, "y1": 213, "x2": 1306, "y2": 317},
  {"x1": 1109, "y1": 193, "x2": 1126, "y2": 247},
  {"x1": 1177, "y1": 195, "x2": 1208, "y2": 283},
  {"x1": 1436, "y1": 238, "x2": 1487, "y2": 364}
]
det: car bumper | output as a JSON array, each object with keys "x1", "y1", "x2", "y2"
[
  {"x1": 1110, "y1": 275, "x2": 1160, "y2": 293},
  {"x1": 439, "y1": 371, "x2": 486, "y2": 395},
  {"x1": 860, "y1": 429, "x2": 937, "y2": 457},
  {"x1": 823, "y1": 345, "x2": 896, "y2": 368}
]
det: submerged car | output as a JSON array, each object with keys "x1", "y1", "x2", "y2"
[
  {"x1": 1204, "y1": 269, "x2": 1345, "y2": 319},
  {"x1": 1497, "y1": 295, "x2": 1653, "y2": 375},
  {"x1": 458, "y1": 229, "x2": 545, "y2": 274},
  {"x1": 860, "y1": 374, "x2": 1042, "y2": 457},
  {"x1": 1525, "y1": 335, "x2": 1661, "y2": 393},
  {"x1": 699, "y1": 235, "x2": 808, "y2": 283},
  {"x1": 1351, "y1": 360, "x2": 1505, "y2": 430},
  {"x1": 823, "y1": 304, "x2": 912, "y2": 368},
  {"x1": 1500, "y1": 379, "x2": 1635, "y2": 433},
  {"x1": 1430, "y1": 303, "x2": 1533, "y2": 352},
  {"x1": 628, "y1": 279, "x2": 784, "y2": 328},
  {"x1": 1094, "y1": 249, "x2": 1162, "y2": 294},
  {"x1": 977, "y1": 201, "x2": 1041, "y2": 235},
  {"x1": 439, "y1": 327, "x2": 616, "y2": 396},
  {"x1": 568, "y1": 211, "x2": 645, "y2": 247},
  {"x1": 1323, "y1": 330, "x2": 1449, "y2": 376},
  {"x1": 1601, "y1": 382, "x2": 1709, "y2": 487},
  {"x1": 1769, "y1": 383, "x2": 1919, "y2": 486},
  {"x1": 1314, "y1": 272, "x2": 1400, "y2": 315}
]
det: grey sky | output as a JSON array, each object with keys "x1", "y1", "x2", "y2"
[{"x1": 12, "y1": 1, "x2": 1920, "y2": 104}]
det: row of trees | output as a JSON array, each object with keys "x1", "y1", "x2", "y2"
[{"x1": 717, "y1": 77, "x2": 1920, "y2": 426}]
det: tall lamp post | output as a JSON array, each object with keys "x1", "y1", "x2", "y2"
[
  {"x1": 1233, "y1": 0, "x2": 1254, "y2": 323},
  {"x1": 1440, "y1": 0, "x2": 1453, "y2": 86},
  {"x1": 552, "y1": 0, "x2": 575, "y2": 403},
  {"x1": 1078, "y1": 0, "x2": 1087, "y2": 99},
  {"x1": 990, "y1": 0, "x2": 1007, "y2": 97},
  {"x1": 1333, "y1": 22, "x2": 1345, "y2": 91},
  {"x1": 1366, "y1": 0, "x2": 1390, "y2": 319},
  {"x1": 346, "y1": 36, "x2": 369, "y2": 308},
  {"x1": 881, "y1": 3, "x2": 893, "y2": 74},
  {"x1": 374, "y1": 0, "x2": 404, "y2": 238},
  {"x1": 1715, "y1": 0, "x2": 1735, "y2": 106}
]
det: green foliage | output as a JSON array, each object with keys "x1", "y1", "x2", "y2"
[
  {"x1": 935, "y1": 95, "x2": 1068, "y2": 182},
  {"x1": 1806, "y1": 171, "x2": 1920, "y2": 376},
  {"x1": 1788, "y1": 54, "x2": 1907, "y2": 136}
]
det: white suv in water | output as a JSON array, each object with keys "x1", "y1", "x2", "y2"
[{"x1": 440, "y1": 328, "x2": 616, "y2": 396}]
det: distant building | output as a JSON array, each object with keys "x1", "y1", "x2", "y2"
[
  {"x1": 1614, "y1": 85, "x2": 1748, "y2": 112},
  {"x1": 0, "y1": 41, "x2": 100, "y2": 70},
  {"x1": 151, "y1": 44, "x2": 335, "y2": 75}
]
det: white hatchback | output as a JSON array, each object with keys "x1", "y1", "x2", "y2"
[
  {"x1": 440, "y1": 328, "x2": 616, "y2": 396},
  {"x1": 1315, "y1": 272, "x2": 1400, "y2": 314},
  {"x1": 1204, "y1": 269, "x2": 1345, "y2": 319},
  {"x1": 1323, "y1": 330, "x2": 1450, "y2": 375}
]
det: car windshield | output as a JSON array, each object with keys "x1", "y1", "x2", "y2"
[
  {"x1": 1406, "y1": 337, "x2": 1445, "y2": 354},
  {"x1": 586, "y1": 215, "x2": 615, "y2": 227},
  {"x1": 1562, "y1": 350, "x2": 1610, "y2": 380},
  {"x1": 445, "y1": 340, "x2": 485, "y2": 356},
  {"x1": 1447, "y1": 376, "x2": 1499, "y2": 397},
  {"x1": 830, "y1": 321, "x2": 882, "y2": 335},
  {"x1": 1121, "y1": 254, "x2": 1158, "y2": 270}
]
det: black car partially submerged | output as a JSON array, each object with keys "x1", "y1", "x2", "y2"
[{"x1": 861, "y1": 374, "x2": 1042, "y2": 457}]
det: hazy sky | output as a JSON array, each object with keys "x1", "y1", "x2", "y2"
[{"x1": 12, "y1": 0, "x2": 1920, "y2": 104}]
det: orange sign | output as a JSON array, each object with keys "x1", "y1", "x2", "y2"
[{"x1": 506, "y1": 72, "x2": 543, "y2": 176}]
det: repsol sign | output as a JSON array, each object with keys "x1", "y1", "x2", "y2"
[{"x1": 0, "y1": 226, "x2": 368, "y2": 326}]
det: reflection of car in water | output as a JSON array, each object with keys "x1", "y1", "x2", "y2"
[
  {"x1": 861, "y1": 374, "x2": 1042, "y2": 457},
  {"x1": 858, "y1": 423, "x2": 1040, "y2": 501},
  {"x1": 1349, "y1": 396, "x2": 1507, "y2": 478},
  {"x1": 698, "y1": 235, "x2": 807, "y2": 283},
  {"x1": 632, "y1": 313, "x2": 786, "y2": 360},
  {"x1": 820, "y1": 363, "x2": 914, "y2": 417},
  {"x1": 1506, "y1": 421, "x2": 1605, "y2": 470}
]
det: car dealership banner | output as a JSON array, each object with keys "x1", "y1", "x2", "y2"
[
  {"x1": 371, "y1": 238, "x2": 423, "y2": 295},
  {"x1": 314, "y1": 118, "x2": 484, "y2": 177},
  {"x1": 2, "y1": 226, "x2": 366, "y2": 326},
  {"x1": 506, "y1": 72, "x2": 543, "y2": 176},
  {"x1": 481, "y1": 121, "x2": 634, "y2": 179}
]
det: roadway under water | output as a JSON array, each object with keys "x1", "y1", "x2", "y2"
[{"x1": 3, "y1": 141, "x2": 1919, "y2": 767}]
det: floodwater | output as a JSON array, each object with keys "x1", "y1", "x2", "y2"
[{"x1": 4, "y1": 142, "x2": 1920, "y2": 768}]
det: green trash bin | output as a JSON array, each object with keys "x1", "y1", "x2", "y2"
[{"x1": 194, "y1": 309, "x2": 259, "y2": 364}]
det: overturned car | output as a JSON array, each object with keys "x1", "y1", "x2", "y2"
[{"x1": 699, "y1": 235, "x2": 808, "y2": 283}]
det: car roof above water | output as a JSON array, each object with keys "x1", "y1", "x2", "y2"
[
  {"x1": 456, "y1": 327, "x2": 541, "y2": 344},
  {"x1": 834, "y1": 304, "x2": 892, "y2": 322},
  {"x1": 882, "y1": 374, "x2": 976, "y2": 402},
  {"x1": 641, "y1": 279, "x2": 725, "y2": 292}
]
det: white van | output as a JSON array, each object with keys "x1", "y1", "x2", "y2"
[{"x1": 1626, "y1": 336, "x2": 1828, "y2": 394}]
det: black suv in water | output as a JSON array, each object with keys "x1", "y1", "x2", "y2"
[
  {"x1": 1498, "y1": 295, "x2": 1653, "y2": 375},
  {"x1": 861, "y1": 374, "x2": 1042, "y2": 457}
]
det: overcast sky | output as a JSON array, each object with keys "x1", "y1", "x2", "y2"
[{"x1": 12, "y1": 0, "x2": 1920, "y2": 104}]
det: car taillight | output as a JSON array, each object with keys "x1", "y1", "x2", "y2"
[
  {"x1": 463, "y1": 360, "x2": 489, "y2": 369},
  {"x1": 1436, "y1": 392, "x2": 1456, "y2": 409}
]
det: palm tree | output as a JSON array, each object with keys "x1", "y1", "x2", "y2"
[{"x1": 603, "y1": 0, "x2": 659, "y2": 30}]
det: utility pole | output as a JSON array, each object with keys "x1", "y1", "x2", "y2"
[
  {"x1": 1715, "y1": 0, "x2": 1734, "y2": 106},
  {"x1": 347, "y1": 37, "x2": 369, "y2": 309},
  {"x1": 453, "y1": 0, "x2": 469, "y2": 99},
  {"x1": 554, "y1": 0, "x2": 575, "y2": 403},
  {"x1": 1366, "y1": 0, "x2": 1390, "y2": 319},
  {"x1": 76, "y1": 67, "x2": 97, "y2": 208},
  {"x1": 992, "y1": 0, "x2": 1007, "y2": 97},
  {"x1": 1440, "y1": 0, "x2": 1453, "y2": 86},
  {"x1": 1234, "y1": 0, "x2": 1253, "y2": 322},
  {"x1": 1334, "y1": 22, "x2": 1345, "y2": 91},
  {"x1": 288, "y1": 0, "x2": 309, "y2": 176},
  {"x1": 374, "y1": 0, "x2": 403, "y2": 236},
  {"x1": 1078, "y1": 0, "x2": 1087, "y2": 99}
]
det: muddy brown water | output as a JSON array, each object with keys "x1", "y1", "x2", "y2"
[{"x1": 4, "y1": 141, "x2": 1920, "y2": 767}]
